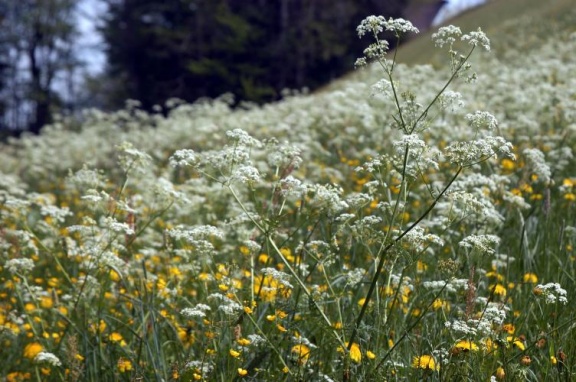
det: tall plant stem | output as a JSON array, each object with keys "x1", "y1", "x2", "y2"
[{"x1": 348, "y1": 165, "x2": 462, "y2": 349}]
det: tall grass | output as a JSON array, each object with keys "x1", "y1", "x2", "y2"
[{"x1": 1, "y1": 8, "x2": 575, "y2": 382}]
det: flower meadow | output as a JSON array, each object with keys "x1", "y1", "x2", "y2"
[{"x1": 1, "y1": 9, "x2": 576, "y2": 382}]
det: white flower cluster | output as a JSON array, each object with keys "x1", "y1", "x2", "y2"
[
  {"x1": 523, "y1": 148, "x2": 551, "y2": 184},
  {"x1": 226, "y1": 128, "x2": 262, "y2": 148},
  {"x1": 306, "y1": 184, "x2": 349, "y2": 215},
  {"x1": 383, "y1": 18, "x2": 420, "y2": 35},
  {"x1": 459, "y1": 234, "x2": 501, "y2": 255},
  {"x1": 438, "y1": 90, "x2": 465, "y2": 112},
  {"x1": 444, "y1": 136, "x2": 514, "y2": 166},
  {"x1": 423, "y1": 278, "x2": 469, "y2": 293},
  {"x1": 169, "y1": 149, "x2": 198, "y2": 167},
  {"x1": 344, "y1": 268, "x2": 367, "y2": 286},
  {"x1": 535, "y1": 283, "x2": 568, "y2": 304},
  {"x1": 185, "y1": 360, "x2": 214, "y2": 376},
  {"x1": 35, "y1": 351, "x2": 62, "y2": 367},
  {"x1": 356, "y1": 15, "x2": 387, "y2": 37},
  {"x1": 207, "y1": 293, "x2": 243, "y2": 316},
  {"x1": 102, "y1": 216, "x2": 135, "y2": 236},
  {"x1": 432, "y1": 25, "x2": 490, "y2": 51},
  {"x1": 181, "y1": 303, "x2": 211, "y2": 318},
  {"x1": 5, "y1": 258, "x2": 35, "y2": 275},
  {"x1": 432, "y1": 25, "x2": 462, "y2": 48},
  {"x1": 167, "y1": 225, "x2": 224, "y2": 256},
  {"x1": 402, "y1": 226, "x2": 445, "y2": 252},
  {"x1": 261, "y1": 268, "x2": 293, "y2": 289},
  {"x1": 462, "y1": 28, "x2": 491, "y2": 51},
  {"x1": 465, "y1": 111, "x2": 498, "y2": 131},
  {"x1": 116, "y1": 141, "x2": 152, "y2": 173}
]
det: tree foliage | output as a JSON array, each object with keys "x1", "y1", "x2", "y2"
[
  {"x1": 102, "y1": 0, "x2": 406, "y2": 110},
  {"x1": 0, "y1": 0, "x2": 79, "y2": 134}
]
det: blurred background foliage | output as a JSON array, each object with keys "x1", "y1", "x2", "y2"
[{"x1": 1, "y1": 0, "x2": 442, "y2": 137}]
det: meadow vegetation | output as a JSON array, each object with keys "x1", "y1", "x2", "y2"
[{"x1": 1, "y1": 5, "x2": 575, "y2": 382}]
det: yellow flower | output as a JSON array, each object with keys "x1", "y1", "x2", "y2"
[
  {"x1": 432, "y1": 298, "x2": 449, "y2": 311},
  {"x1": 483, "y1": 338, "x2": 498, "y2": 352},
  {"x1": 23, "y1": 342, "x2": 43, "y2": 359},
  {"x1": 338, "y1": 342, "x2": 362, "y2": 363},
  {"x1": 502, "y1": 323, "x2": 515, "y2": 334},
  {"x1": 291, "y1": 344, "x2": 311, "y2": 365},
  {"x1": 229, "y1": 349, "x2": 241, "y2": 358},
  {"x1": 495, "y1": 366, "x2": 505, "y2": 380},
  {"x1": 109, "y1": 332, "x2": 123, "y2": 342},
  {"x1": 237, "y1": 368, "x2": 248, "y2": 377},
  {"x1": 412, "y1": 355, "x2": 439, "y2": 371},
  {"x1": 416, "y1": 260, "x2": 428, "y2": 273},
  {"x1": 501, "y1": 158, "x2": 515, "y2": 171},
  {"x1": 523, "y1": 273, "x2": 538, "y2": 283},
  {"x1": 109, "y1": 269, "x2": 121, "y2": 282},
  {"x1": 237, "y1": 338, "x2": 251, "y2": 346},
  {"x1": 507, "y1": 336, "x2": 525, "y2": 351},
  {"x1": 349, "y1": 343, "x2": 362, "y2": 363},
  {"x1": 453, "y1": 340, "x2": 479, "y2": 352},
  {"x1": 109, "y1": 332, "x2": 126, "y2": 346},
  {"x1": 490, "y1": 284, "x2": 507, "y2": 297},
  {"x1": 366, "y1": 350, "x2": 376, "y2": 360},
  {"x1": 40, "y1": 296, "x2": 53, "y2": 309},
  {"x1": 117, "y1": 357, "x2": 132, "y2": 373}
]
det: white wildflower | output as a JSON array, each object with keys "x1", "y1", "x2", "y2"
[
  {"x1": 5, "y1": 258, "x2": 35, "y2": 274},
  {"x1": 169, "y1": 149, "x2": 198, "y2": 167},
  {"x1": 465, "y1": 111, "x2": 498, "y2": 131},
  {"x1": 535, "y1": 283, "x2": 568, "y2": 304},
  {"x1": 438, "y1": 90, "x2": 465, "y2": 112},
  {"x1": 445, "y1": 319, "x2": 478, "y2": 336},
  {"x1": 523, "y1": 148, "x2": 551, "y2": 184},
  {"x1": 182, "y1": 304, "x2": 211, "y2": 318},
  {"x1": 459, "y1": 235, "x2": 500, "y2": 255},
  {"x1": 278, "y1": 175, "x2": 304, "y2": 198},
  {"x1": 116, "y1": 142, "x2": 152, "y2": 173},
  {"x1": 102, "y1": 217, "x2": 135, "y2": 236},
  {"x1": 371, "y1": 79, "x2": 393, "y2": 98},
  {"x1": 261, "y1": 268, "x2": 293, "y2": 289},
  {"x1": 461, "y1": 28, "x2": 490, "y2": 51},
  {"x1": 356, "y1": 15, "x2": 387, "y2": 37},
  {"x1": 230, "y1": 165, "x2": 261, "y2": 185},
  {"x1": 226, "y1": 129, "x2": 262, "y2": 147},
  {"x1": 432, "y1": 25, "x2": 462, "y2": 48},
  {"x1": 383, "y1": 18, "x2": 419, "y2": 35},
  {"x1": 345, "y1": 268, "x2": 367, "y2": 286},
  {"x1": 247, "y1": 334, "x2": 266, "y2": 346},
  {"x1": 35, "y1": 352, "x2": 62, "y2": 367}
]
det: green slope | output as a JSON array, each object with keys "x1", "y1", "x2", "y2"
[
  {"x1": 397, "y1": 0, "x2": 575, "y2": 65},
  {"x1": 322, "y1": 0, "x2": 575, "y2": 92}
]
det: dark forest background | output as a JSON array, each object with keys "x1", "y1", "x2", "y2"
[{"x1": 0, "y1": 0, "x2": 443, "y2": 137}]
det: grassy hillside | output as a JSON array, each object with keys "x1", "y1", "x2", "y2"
[
  {"x1": 397, "y1": 0, "x2": 576, "y2": 65},
  {"x1": 0, "y1": 2, "x2": 575, "y2": 381}
]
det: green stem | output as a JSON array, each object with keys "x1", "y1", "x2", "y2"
[{"x1": 348, "y1": 166, "x2": 462, "y2": 349}]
